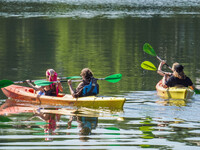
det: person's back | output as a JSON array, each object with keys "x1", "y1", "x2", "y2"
[
  {"x1": 164, "y1": 64, "x2": 193, "y2": 88},
  {"x1": 165, "y1": 75, "x2": 193, "y2": 87},
  {"x1": 68, "y1": 68, "x2": 99, "y2": 98}
]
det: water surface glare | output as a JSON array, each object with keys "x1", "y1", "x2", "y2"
[{"x1": 1, "y1": 0, "x2": 200, "y2": 18}]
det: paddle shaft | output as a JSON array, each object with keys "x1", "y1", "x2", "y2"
[
  {"x1": 13, "y1": 79, "x2": 41, "y2": 84},
  {"x1": 13, "y1": 77, "x2": 79, "y2": 84},
  {"x1": 71, "y1": 78, "x2": 105, "y2": 82},
  {"x1": 156, "y1": 55, "x2": 172, "y2": 70}
]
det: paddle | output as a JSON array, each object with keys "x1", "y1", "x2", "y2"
[
  {"x1": 97, "y1": 73, "x2": 122, "y2": 83},
  {"x1": 34, "y1": 74, "x2": 122, "y2": 86},
  {"x1": 0, "y1": 76, "x2": 81, "y2": 88},
  {"x1": 71, "y1": 73, "x2": 122, "y2": 83},
  {"x1": 143, "y1": 43, "x2": 172, "y2": 70},
  {"x1": 141, "y1": 61, "x2": 157, "y2": 71},
  {"x1": 141, "y1": 61, "x2": 200, "y2": 94}
]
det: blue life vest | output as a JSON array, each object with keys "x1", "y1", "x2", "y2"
[
  {"x1": 82, "y1": 78, "x2": 99, "y2": 96},
  {"x1": 81, "y1": 117, "x2": 98, "y2": 129}
]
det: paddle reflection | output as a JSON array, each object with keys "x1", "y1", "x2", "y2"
[{"x1": 0, "y1": 99, "x2": 123, "y2": 141}]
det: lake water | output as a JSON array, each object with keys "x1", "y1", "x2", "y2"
[{"x1": 1, "y1": 0, "x2": 200, "y2": 149}]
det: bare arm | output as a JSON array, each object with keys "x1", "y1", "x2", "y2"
[
  {"x1": 57, "y1": 78, "x2": 63, "y2": 92},
  {"x1": 68, "y1": 80, "x2": 75, "y2": 97},
  {"x1": 68, "y1": 80, "x2": 84, "y2": 98},
  {"x1": 157, "y1": 61, "x2": 172, "y2": 76},
  {"x1": 26, "y1": 80, "x2": 43, "y2": 91}
]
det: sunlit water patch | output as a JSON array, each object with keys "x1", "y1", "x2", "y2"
[{"x1": 1, "y1": 0, "x2": 200, "y2": 18}]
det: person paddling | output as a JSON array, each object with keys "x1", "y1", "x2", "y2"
[
  {"x1": 67, "y1": 68, "x2": 99, "y2": 98},
  {"x1": 158, "y1": 61, "x2": 200, "y2": 93},
  {"x1": 26, "y1": 69, "x2": 63, "y2": 96},
  {"x1": 157, "y1": 61, "x2": 178, "y2": 84}
]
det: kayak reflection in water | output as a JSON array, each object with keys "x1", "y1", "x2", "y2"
[
  {"x1": 26, "y1": 69, "x2": 63, "y2": 96},
  {"x1": 157, "y1": 60, "x2": 200, "y2": 93},
  {"x1": 30, "y1": 108, "x2": 61, "y2": 141},
  {"x1": 67, "y1": 68, "x2": 99, "y2": 98},
  {"x1": 0, "y1": 99, "x2": 61, "y2": 141},
  {"x1": 67, "y1": 115, "x2": 98, "y2": 136}
]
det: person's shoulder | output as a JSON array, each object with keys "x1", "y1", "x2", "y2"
[
  {"x1": 185, "y1": 76, "x2": 191, "y2": 79},
  {"x1": 78, "y1": 81, "x2": 85, "y2": 86},
  {"x1": 168, "y1": 75, "x2": 176, "y2": 80},
  {"x1": 185, "y1": 76, "x2": 192, "y2": 82}
]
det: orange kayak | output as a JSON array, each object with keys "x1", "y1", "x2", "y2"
[
  {"x1": 156, "y1": 80, "x2": 194, "y2": 99},
  {"x1": 1, "y1": 85, "x2": 125, "y2": 109}
]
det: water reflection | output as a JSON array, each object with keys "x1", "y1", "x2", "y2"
[
  {"x1": 0, "y1": 99, "x2": 123, "y2": 141},
  {"x1": 156, "y1": 99, "x2": 189, "y2": 107},
  {"x1": 68, "y1": 116, "x2": 98, "y2": 136},
  {"x1": 1, "y1": 97, "x2": 200, "y2": 149}
]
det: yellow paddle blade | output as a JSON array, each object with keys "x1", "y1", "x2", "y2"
[{"x1": 141, "y1": 61, "x2": 157, "y2": 71}]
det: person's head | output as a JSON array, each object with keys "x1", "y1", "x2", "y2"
[
  {"x1": 80, "y1": 68, "x2": 93, "y2": 80},
  {"x1": 79, "y1": 126, "x2": 91, "y2": 135},
  {"x1": 46, "y1": 69, "x2": 57, "y2": 81},
  {"x1": 172, "y1": 63, "x2": 185, "y2": 79},
  {"x1": 174, "y1": 64, "x2": 184, "y2": 73},
  {"x1": 172, "y1": 62, "x2": 180, "y2": 71}
]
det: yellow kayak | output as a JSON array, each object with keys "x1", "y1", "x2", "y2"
[
  {"x1": 1, "y1": 85, "x2": 126, "y2": 109},
  {"x1": 156, "y1": 80, "x2": 194, "y2": 99}
]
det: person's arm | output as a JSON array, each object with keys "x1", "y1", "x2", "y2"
[
  {"x1": 157, "y1": 61, "x2": 172, "y2": 77},
  {"x1": 68, "y1": 80, "x2": 75, "y2": 96},
  {"x1": 26, "y1": 80, "x2": 43, "y2": 91},
  {"x1": 162, "y1": 74, "x2": 168, "y2": 87},
  {"x1": 68, "y1": 80, "x2": 84, "y2": 98},
  {"x1": 57, "y1": 78, "x2": 63, "y2": 92}
]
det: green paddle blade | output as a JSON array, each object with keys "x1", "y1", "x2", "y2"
[
  {"x1": 141, "y1": 61, "x2": 157, "y2": 71},
  {"x1": 104, "y1": 74, "x2": 122, "y2": 83},
  {"x1": 143, "y1": 43, "x2": 157, "y2": 57},
  {"x1": 34, "y1": 80, "x2": 54, "y2": 86},
  {"x1": 0, "y1": 80, "x2": 14, "y2": 88},
  {"x1": 0, "y1": 115, "x2": 12, "y2": 122},
  {"x1": 194, "y1": 89, "x2": 200, "y2": 94}
]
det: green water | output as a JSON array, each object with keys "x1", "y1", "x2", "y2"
[{"x1": 1, "y1": 0, "x2": 200, "y2": 149}]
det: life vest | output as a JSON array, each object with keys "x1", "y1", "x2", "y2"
[
  {"x1": 80, "y1": 117, "x2": 98, "y2": 129},
  {"x1": 82, "y1": 78, "x2": 99, "y2": 96}
]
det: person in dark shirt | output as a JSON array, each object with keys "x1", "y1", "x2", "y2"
[
  {"x1": 164, "y1": 64, "x2": 193, "y2": 87},
  {"x1": 163, "y1": 63, "x2": 197, "y2": 90},
  {"x1": 158, "y1": 60, "x2": 200, "y2": 94}
]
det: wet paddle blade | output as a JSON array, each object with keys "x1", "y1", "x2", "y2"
[
  {"x1": 143, "y1": 43, "x2": 157, "y2": 57},
  {"x1": 141, "y1": 61, "x2": 157, "y2": 71},
  {"x1": 194, "y1": 89, "x2": 200, "y2": 94},
  {"x1": 0, "y1": 80, "x2": 14, "y2": 88},
  {"x1": 104, "y1": 74, "x2": 122, "y2": 83},
  {"x1": 0, "y1": 116, "x2": 12, "y2": 122}
]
